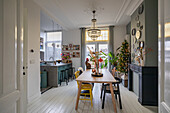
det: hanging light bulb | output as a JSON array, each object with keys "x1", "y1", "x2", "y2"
[{"x1": 87, "y1": 10, "x2": 101, "y2": 41}]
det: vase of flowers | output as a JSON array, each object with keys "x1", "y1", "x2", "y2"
[
  {"x1": 61, "y1": 53, "x2": 70, "y2": 63},
  {"x1": 87, "y1": 47, "x2": 105, "y2": 77}
]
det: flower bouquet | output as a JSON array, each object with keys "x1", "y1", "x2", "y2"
[
  {"x1": 87, "y1": 47, "x2": 105, "y2": 77},
  {"x1": 61, "y1": 53, "x2": 70, "y2": 63}
]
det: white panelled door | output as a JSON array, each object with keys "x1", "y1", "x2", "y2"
[
  {"x1": 0, "y1": 0, "x2": 24, "y2": 113},
  {"x1": 159, "y1": 0, "x2": 170, "y2": 113}
]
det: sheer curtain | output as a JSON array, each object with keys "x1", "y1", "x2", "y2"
[
  {"x1": 108, "y1": 26, "x2": 114, "y2": 71},
  {"x1": 80, "y1": 28, "x2": 86, "y2": 70}
]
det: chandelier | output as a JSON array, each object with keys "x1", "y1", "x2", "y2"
[{"x1": 87, "y1": 10, "x2": 101, "y2": 41}]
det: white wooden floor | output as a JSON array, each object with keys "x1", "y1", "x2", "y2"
[{"x1": 27, "y1": 81, "x2": 158, "y2": 113}]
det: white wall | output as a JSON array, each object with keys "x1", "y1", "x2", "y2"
[
  {"x1": 62, "y1": 27, "x2": 127, "y2": 70},
  {"x1": 24, "y1": 0, "x2": 41, "y2": 103},
  {"x1": 114, "y1": 26, "x2": 127, "y2": 53},
  {"x1": 63, "y1": 29, "x2": 81, "y2": 70}
]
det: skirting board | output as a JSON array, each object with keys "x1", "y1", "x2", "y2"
[
  {"x1": 160, "y1": 102, "x2": 170, "y2": 113},
  {"x1": 28, "y1": 92, "x2": 41, "y2": 104}
]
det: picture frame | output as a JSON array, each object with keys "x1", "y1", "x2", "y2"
[
  {"x1": 137, "y1": 21, "x2": 140, "y2": 27},
  {"x1": 135, "y1": 15, "x2": 139, "y2": 21},
  {"x1": 131, "y1": 28, "x2": 136, "y2": 36},
  {"x1": 136, "y1": 30, "x2": 141, "y2": 39},
  {"x1": 140, "y1": 25, "x2": 143, "y2": 30},
  {"x1": 138, "y1": 4, "x2": 144, "y2": 15}
]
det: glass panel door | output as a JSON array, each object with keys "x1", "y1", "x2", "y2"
[
  {"x1": 86, "y1": 44, "x2": 95, "y2": 68},
  {"x1": 85, "y1": 43, "x2": 108, "y2": 69}
]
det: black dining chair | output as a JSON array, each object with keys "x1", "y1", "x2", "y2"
[{"x1": 100, "y1": 77, "x2": 122, "y2": 109}]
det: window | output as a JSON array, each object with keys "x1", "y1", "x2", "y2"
[
  {"x1": 86, "y1": 30, "x2": 109, "y2": 42},
  {"x1": 45, "y1": 32, "x2": 62, "y2": 61},
  {"x1": 85, "y1": 29, "x2": 109, "y2": 69}
]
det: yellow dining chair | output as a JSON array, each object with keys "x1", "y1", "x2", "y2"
[{"x1": 75, "y1": 71, "x2": 93, "y2": 106}]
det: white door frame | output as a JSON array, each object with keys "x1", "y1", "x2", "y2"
[
  {"x1": 0, "y1": 0, "x2": 25, "y2": 113},
  {"x1": 23, "y1": 8, "x2": 28, "y2": 113},
  {"x1": 158, "y1": 0, "x2": 170, "y2": 112}
]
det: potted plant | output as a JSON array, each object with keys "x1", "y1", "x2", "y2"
[
  {"x1": 108, "y1": 52, "x2": 119, "y2": 69},
  {"x1": 117, "y1": 40, "x2": 130, "y2": 76},
  {"x1": 116, "y1": 40, "x2": 130, "y2": 87}
]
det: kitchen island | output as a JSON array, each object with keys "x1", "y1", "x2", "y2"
[{"x1": 40, "y1": 62, "x2": 72, "y2": 88}]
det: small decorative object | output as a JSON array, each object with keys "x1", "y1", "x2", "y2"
[
  {"x1": 135, "y1": 15, "x2": 139, "y2": 21},
  {"x1": 139, "y1": 41, "x2": 144, "y2": 49},
  {"x1": 92, "y1": 69, "x2": 96, "y2": 73},
  {"x1": 69, "y1": 44, "x2": 72, "y2": 47},
  {"x1": 131, "y1": 28, "x2": 136, "y2": 36},
  {"x1": 133, "y1": 44, "x2": 135, "y2": 49},
  {"x1": 87, "y1": 47, "x2": 104, "y2": 77},
  {"x1": 138, "y1": 4, "x2": 144, "y2": 15},
  {"x1": 135, "y1": 48, "x2": 144, "y2": 66},
  {"x1": 134, "y1": 48, "x2": 137, "y2": 53},
  {"x1": 85, "y1": 58, "x2": 91, "y2": 69},
  {"x1": 136, "y1": 30, "x2": 141, "y2": 39},
  {"x1": 40, "y1": 37, "x2": 44, "y2": 51},
  {"x1": 133, "y1": 37, "x2": 137, "y2": 43},
  {"x1": 140, "y1": 25, "x2": 143, "y2": 30},
  {"x1": 56, "y1": 60, "x2": 62, "y2": 63},
  {"x1": 137, "y1": 21, "x2": 140, "y2": 27}
]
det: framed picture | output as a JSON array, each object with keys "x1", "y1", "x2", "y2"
[
  {"x1": 135, "y1": 15, "x2": 139, "y2": 21},
  {"x1": 137, "y1": 21, "x2": 140, "y2": 27},
  {"x1": 136, "y1": 30, "x2": 141, "y2": 39},
  {"x1": 140, "y1": 25, "x2": 143, "y2": 30},
  {"x1": 131, "y1": 28, "x2": 136, "y2": 36},
  {"x1": 138, "y1": 4, "x2": 144, "y2": 15},
  {"x1": 133, "y1": 37, "x2": 137, "y2": 43},
  {"x1": 139, "y1": 41, "x2": 144, "y2": 49}
]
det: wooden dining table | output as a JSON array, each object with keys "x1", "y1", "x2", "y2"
[{"x1": 75, "y1": 69, "x2": 117, "y2": 113}]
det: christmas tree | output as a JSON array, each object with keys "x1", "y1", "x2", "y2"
[{"x1": 117, "y1": 40, "x2": 130, "y2": 75}]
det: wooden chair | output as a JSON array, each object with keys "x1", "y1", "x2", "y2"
[
  {"x1": 75, "y1": 71, "x2": 93, "y2": 106},
  {"x1": 100, "y1": 67, "x2": 122, "y2": 109}
]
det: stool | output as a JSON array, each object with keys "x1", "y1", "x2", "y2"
[
  {"x1": 60, "y1": 70, "x2": 68, "y2": 86},
  {"x1": 68, "y1": 67, "x2": 73, "y2": 80},
  {"x1": 65, "y1": 69, "x2": 70, "y2": 83},
  {"x1": 71, "y1": 67, "x2": 75, "y2": 79}
]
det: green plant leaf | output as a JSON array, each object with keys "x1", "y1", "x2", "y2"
[{"x1": 101, "y1": 64, "x2": 104, "y2": 69}]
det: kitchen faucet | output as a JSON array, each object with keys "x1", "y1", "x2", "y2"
[{"x1": 49, "y1": 56, "x2": 54, "y2": 61}]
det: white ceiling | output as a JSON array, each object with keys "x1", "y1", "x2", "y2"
[
  {"x1": 35, "y1": 0, "x2": 143, "y2": 30},
  {"x1": 40, "y1": 11, "x2": 63, "y2": 31}
]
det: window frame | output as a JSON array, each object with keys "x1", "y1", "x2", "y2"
[
  {"x1": 45, "y1": 31, "x2": 63, "y2": 61},
  {"x1": 85, "y1": 29, "x2": 109, "y2": 42}
]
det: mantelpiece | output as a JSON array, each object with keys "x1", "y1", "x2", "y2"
[{"x1": 129, "y1": 64, "x2": 158, "y2": 106}]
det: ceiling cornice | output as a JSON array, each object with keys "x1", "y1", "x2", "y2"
[
  {"x1": 125, "y1": 0, "x2": 144, "y2": 16},
  {"x1": 114, "y1": 0, "x2": 131, "y2": 23}
]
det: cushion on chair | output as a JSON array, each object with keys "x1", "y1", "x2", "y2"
[{"x1": 80, "y1": 90, "x2": 90, "y2": 97}]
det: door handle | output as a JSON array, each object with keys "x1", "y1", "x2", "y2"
[{"x1": 23, "y1": 72, "x2": 26, "y2": 75}]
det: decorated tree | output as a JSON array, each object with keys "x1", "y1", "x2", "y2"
[{"x1": 117, "y1": 40, "x2": 130, "y2": 76}]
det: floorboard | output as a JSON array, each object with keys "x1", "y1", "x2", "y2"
[{"x1": 27, "y1": 80, "x2": 158, "y2": 113}]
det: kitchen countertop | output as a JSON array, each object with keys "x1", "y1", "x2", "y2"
[{"x1": 40, "y1": 62, "x2": 72, "y2": 67}]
